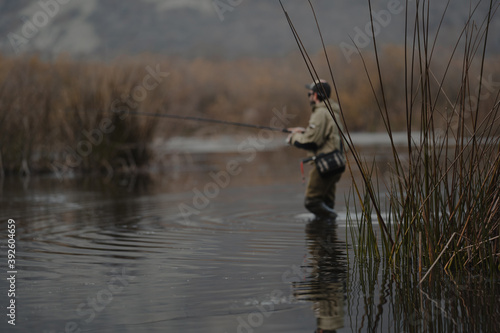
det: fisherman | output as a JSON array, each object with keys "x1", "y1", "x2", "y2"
[{"x1": 287, "y1": 79, "x2": 344, "y2": 219}]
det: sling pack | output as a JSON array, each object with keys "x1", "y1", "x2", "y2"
[{"x1": 302, "y1": 139, "x2": 345, "y2": 177}]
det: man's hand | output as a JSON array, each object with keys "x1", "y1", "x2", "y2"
[
  {"x1": 287, "y1": 127, "x2": 306, "y2": 133},
  {"x1": 286, "y1": 127, "x2": 305, "y2": 144}
]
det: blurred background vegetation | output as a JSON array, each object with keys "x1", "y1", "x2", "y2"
[{"x1": 0, "y1": 46, "x2": 499, "y2": 176}]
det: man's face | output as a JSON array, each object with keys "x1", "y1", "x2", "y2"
[{"x1": 308, "y1": 91, "x2": 316, "y2": 105}]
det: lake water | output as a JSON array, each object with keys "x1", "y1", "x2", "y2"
[{"x1": 0, "y1": 134, "x2": 498, "y2": 332}]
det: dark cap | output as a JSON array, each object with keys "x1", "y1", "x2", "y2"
[{"x1": 305, "y1": 79, "x2": 331, "y2": 100}]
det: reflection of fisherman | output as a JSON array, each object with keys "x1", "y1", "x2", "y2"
[
  {"x1": 287, "y1": 79, "x2": 344, "y2": 219},
  {"x1": 293, "y1": 220, "x2": 346, "y2": 332}
]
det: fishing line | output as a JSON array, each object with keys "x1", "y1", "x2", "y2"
[
  {"x1": 116, "y1": 110, "x2": 292, "y2": 133},
  {"x1": 65, "y1": 108, "x2": 291, "y2": 133}
]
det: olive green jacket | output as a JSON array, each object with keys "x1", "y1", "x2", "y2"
[{"x1": 290, "y1": 100, "x2": 343, "y2": 157}]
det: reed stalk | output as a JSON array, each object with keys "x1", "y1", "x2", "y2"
[{"x1": 281, "y1": 0, "x2": 500, "y2": 275}]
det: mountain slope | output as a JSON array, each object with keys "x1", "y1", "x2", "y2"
[{"x1": 0, "y1": 0, "x2": 498, "y2": 59}]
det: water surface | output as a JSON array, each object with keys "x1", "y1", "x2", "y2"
[{"x1": 1, "y1": 140, "x2": 498, "y2": 332}]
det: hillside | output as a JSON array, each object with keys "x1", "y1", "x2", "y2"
[{"x1": 0, "y1": 0, "x2": 498, "y2": 60}]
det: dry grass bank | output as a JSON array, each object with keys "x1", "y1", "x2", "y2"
[{"x1": 0, "y1": 48, "x2": 498, "y2": 175}]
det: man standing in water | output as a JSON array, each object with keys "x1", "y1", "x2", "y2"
[{"x1": 287, "y1": 79, "x2": 344, "y2": 219}]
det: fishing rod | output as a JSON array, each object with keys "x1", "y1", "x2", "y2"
[{"x1": 119, "y1": 110, "x2": 292, "y2": 133}]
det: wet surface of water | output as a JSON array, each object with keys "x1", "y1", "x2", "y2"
[
  {"x1": 0, "y1": 145, "x2": 352, "y2": 333},
  {"x1": 1, "y1": 143, "x2": 498, "y2": 332},
  {"x1": 1, "y1": 178, "x2": 350, "y2": 332}
]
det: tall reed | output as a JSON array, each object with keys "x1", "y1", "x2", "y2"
[
  {"x1": 280, "y1": 0, "x2": 500, "y2": 275},
  {"x1": 370, "y1": 0, "x2": 500, "y2": 276}
]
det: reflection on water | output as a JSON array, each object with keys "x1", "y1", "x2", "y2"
[
  {"x1": 293, "y1": 220, "x2": 347, "y2": 332},
  {"x1": 0, "y1": 144, "x2": 498, "y2": 332}
]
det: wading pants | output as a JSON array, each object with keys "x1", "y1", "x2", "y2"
[{"x1": 304, "y1": 166, "x2": 342, "y2": 218}]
